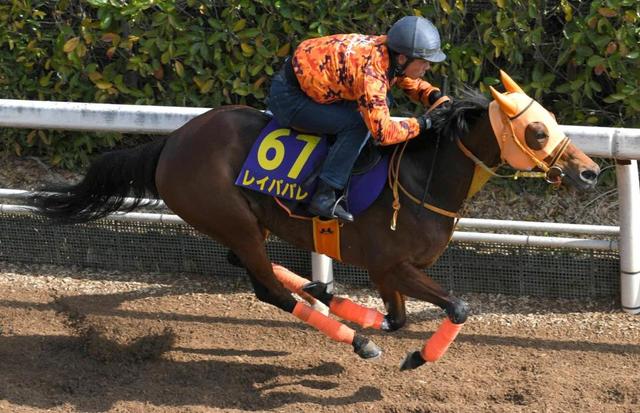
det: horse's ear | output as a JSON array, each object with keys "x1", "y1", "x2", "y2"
[
  {"x1": 499, "y1": 70, "x2": 525, "y2": 94},
  {"x1": 489, "y1": 86, "x2": 518, "y2": 117}
]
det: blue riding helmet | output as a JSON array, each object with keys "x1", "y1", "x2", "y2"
[{"x1": 386, "y1": 16, "x2": 447, "y2": 63}]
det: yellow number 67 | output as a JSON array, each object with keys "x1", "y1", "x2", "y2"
[{"x1": 257, "y1": 129, "x2": 321, "y2": 180}]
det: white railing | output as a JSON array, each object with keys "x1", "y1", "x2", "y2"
[
  {"x1": 0, "y1": 99, "x2": 638, "y2": 313},
  {"x1": 1, "y1": 99, "x2": 639, "y2": 158}
]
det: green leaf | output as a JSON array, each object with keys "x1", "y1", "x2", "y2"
[
  {"x1": 232, "y1": 19, "x2": 247, "y2": 32},
  {"x1": 174, "y1": 61, "x2": 185, "y2": 78},
  {"x1": 95, "y1": 80, "x2": 113, "y2": 90},
  {"x1": 527, "y1": 2, "x2": 537, "y2": 19},
  {"x1": 200, "y1": 79, "x2": 214, "y2": 94},
  {"x1": 483, "y1": 76, "x2": 500, "y2": 86},
  {"x1": 277, "y1": 43, "x2": 291, "y2": 57},
  {"x1": 39, "y1": 72, "x2": 52, "y2": 87},
  {"x1": 240, "y1": 43, "x2": 255, "y2": 56},
  {"x1": 606, "y1": 93, "x2": 627, "y2": 101},
  {"x1": 438, "y1": 0, "x2": 452, "y2": 14},
  {"x1": 575, "y1": 46, "x2": 593, "y2": 57},
  {"x1": 238, "y1": 28, "x2": 261, "y2": 39},
  {"x1": 63, "y1": 37, "x2": 79, "y2": 53},
  {"x1": 586, "y1": 55, "x2": 605, "y2": 67},
  {"x1": 100, "y1": 14, "x2": 112, "y2": 30},
  {"x1": 234, "y1": 87, "x2": 249, "y2": 96},
  {"x1": 555, "y1": 83, "x2": 572, "y2": 93}
]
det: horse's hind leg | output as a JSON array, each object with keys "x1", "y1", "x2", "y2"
[
  {"x1": 293, "y1": 275, "x2": 396, "y2": 332},
  {"x1": 301, "y1": 273, "x2": 408, "y2": 333},
  {"x1": 270, "y1": 264, "x2": 381, "y2": 359},
  {"x1": 185, "y1": 204, "x2": 380, "y2": 359}
]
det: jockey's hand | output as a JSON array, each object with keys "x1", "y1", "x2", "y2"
[
  {"x1": 429, "y1": 91, "x2": 453, "y2": 108},
  {"x1": 428, "y1": 90, "x2": 442, "y2": 105},
  {"x1": 417, "y1": 113, "x2": 432, "y2": 133}
]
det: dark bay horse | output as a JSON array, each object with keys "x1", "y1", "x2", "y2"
[{"x1": 28, "y1": 71, "x2": 599, "y2": 370}]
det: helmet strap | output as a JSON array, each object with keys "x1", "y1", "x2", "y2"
[{"x1": 389, "y1": 51, "x2": 412, "y2": 77}]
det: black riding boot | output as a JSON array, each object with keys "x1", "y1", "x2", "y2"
[{"x1": 308, "y1": 180, "x2": 354, "y2": 222}]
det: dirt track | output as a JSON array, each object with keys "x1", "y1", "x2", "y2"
[{"x1": 0, "y1": 262, "x2": 638, "y2": 413}]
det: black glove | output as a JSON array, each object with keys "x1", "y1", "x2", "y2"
[
  {"x1": 417, "y1": 113, "x2": 432, "y2": 133},
  {"x1": 429, "y1": 90, "x2": 453, "y2": 107},
  {"x1": 428, "y1": 90, "x2": 442, "y2": 105}
]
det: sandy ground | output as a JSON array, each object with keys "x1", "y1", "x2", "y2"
[{"x1": 0, "y1": 262, "x2": 638, "y2": 413}]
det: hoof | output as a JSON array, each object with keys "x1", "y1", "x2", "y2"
[
  {"x1": 381, "y1": 315, "x2": 403, "y2": 332},
  {"x1": 352, "y1": 335, "x2": 382, "y2": 359},
  {"x1": 399, "y1": 350, "x2": 426, "y2": 371}
]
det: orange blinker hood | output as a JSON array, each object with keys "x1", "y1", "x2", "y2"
[{"x1": 488, "y1": 71, "x2": 568, "y2": 171}]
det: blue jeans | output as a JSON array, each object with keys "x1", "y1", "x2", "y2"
[{"x1": 268, "y1": 71, "x2": 370, "y2": 190}]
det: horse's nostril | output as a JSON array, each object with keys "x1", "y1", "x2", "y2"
[{"x1": 580, "y1": 169, "x2": 598, "y2": 182}]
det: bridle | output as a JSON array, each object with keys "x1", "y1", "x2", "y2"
[
  {"x1": 456, "y1": 101, "x2": 572, "y2": 186},
  {"x1": 388, "y1": 95, "x2": 571, "y2": 230},
  {"x1": 494, "y1": 100, "x2": 571, "y2": 184}
]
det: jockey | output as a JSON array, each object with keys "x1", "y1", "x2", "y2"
[{"x1": 268, "y1": 16, "x2": 449, "y2": 222}]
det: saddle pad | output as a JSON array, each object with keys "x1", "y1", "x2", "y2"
[
  {"x1": 235, "y1": 119, "x2": 328, "y2": 203},
  {"x1": 235, "y1": 118, "x2": 389, "y2": 216}
]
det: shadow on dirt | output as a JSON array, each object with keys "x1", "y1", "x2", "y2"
[
  {"x1": 0, "y1": 290, "x2": 383, "y2": 411},
  {"x1": 0, "y1": 334, "x2": 381, "y2": 411},
  {"x1": 2, "y1": 288, "x2": 639, "y2": 359}
]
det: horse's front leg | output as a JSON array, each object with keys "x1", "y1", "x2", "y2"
[
  {"x1": 386, "y1": 261, "x2": 469, "y2": 370},
  {"x1": 372, "y1": 281, "x2": 407, "y2": 332}
]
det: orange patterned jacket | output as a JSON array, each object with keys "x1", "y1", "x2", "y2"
[{"x1": 292, "y1": 34, "x2": 440, "y2": 145}]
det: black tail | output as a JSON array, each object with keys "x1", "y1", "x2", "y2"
[{"x1": 28, "y1": 137, "x2": 168, "y2": 224}]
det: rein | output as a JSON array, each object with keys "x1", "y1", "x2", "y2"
[{"x1": 389, "y1": 96, "x2": 458, "y2": 231}]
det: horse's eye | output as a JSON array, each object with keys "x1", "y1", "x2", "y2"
[{"x1": 524, "y1": 122, "x2": 549, "y2": 150}]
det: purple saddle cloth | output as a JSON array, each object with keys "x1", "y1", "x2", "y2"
[{"x1": 235, "y1": 118, "x2": 388, "y2": 217}]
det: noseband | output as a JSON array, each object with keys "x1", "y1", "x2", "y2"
[{"x1": 457, "y1": 100, "x2": 571, "y2": 185}]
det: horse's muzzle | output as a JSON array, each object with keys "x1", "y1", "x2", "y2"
[{"x1": 579, "y1": 167, "x2": 599, "y2": 187}]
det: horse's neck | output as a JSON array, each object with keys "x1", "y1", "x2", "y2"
[
  {"x1": 460, "y1": 114, "x2": 501, "y2": 168},
  {"x1": 400, "y1": 113, "x2": 498, "y2": 214}
]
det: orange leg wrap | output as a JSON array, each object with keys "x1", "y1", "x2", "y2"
[
  {"x1": 329, "y1": 297, "x2": 384, "y2": 329},
  {"x1": 292, "y1": 302, "x2": 355, "y2": 344},
  {"x1": 272, "y1": 264, "x2": 317, "y2": 304},
  {"x1": 420, "y1": 318, "x2": 463, "y2": 362}
]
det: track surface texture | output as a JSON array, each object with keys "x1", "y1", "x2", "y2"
[{"x1": 0, "y1": 262, "x2": 638, "y2": 413}]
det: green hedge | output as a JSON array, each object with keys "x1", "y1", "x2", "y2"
[{"x1": 0, "y1": 0, "x2": 637, "y2": 167}]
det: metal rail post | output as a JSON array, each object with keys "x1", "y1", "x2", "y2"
[
  {"x1": 617, "y1": 160, "x2": 640, "y2": 314},
  {"x1": 311, "y1": 252, "x2": 334, "y2": 293}
]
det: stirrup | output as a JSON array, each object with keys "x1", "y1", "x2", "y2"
[
  {"x1": 308, "y1": 198, "x2": 353, "y2": 222},
  {"x1": 329, "y1": 196, "x2": 353, "y2": 223}
]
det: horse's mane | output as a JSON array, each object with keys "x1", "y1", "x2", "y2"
[{"x1": 427, "y1": 88, "x2": 490, "y2": 142}]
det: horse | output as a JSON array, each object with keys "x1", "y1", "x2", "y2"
[{"x1": 27, "y1": 71, "x2": 600, "y2": 370}]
